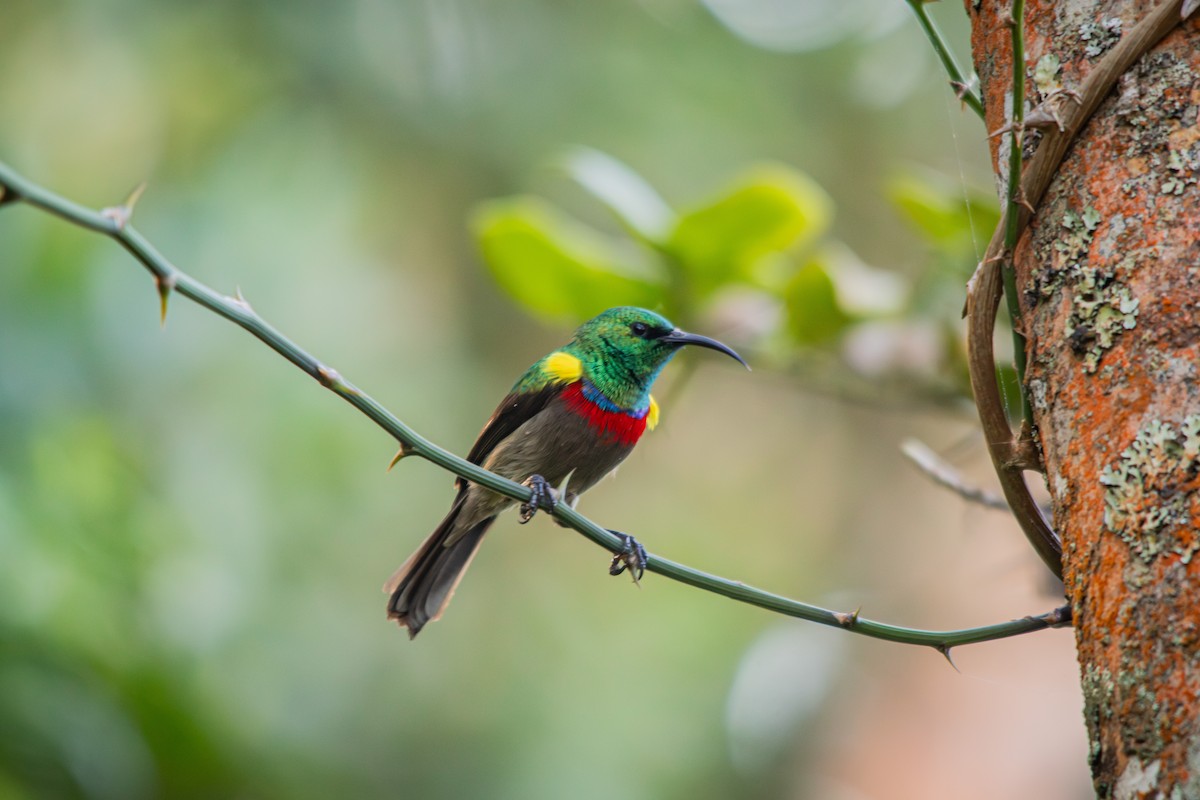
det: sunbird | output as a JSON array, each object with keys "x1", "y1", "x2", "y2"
[{"x1": 385, "y1": 306, "x2": 747, "y2": 638}]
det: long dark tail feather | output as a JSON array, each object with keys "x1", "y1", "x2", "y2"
[{"x1": 384, "y1": 498, "x2": 496, "y2": 639}]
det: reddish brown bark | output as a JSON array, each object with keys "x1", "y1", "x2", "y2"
[{"x1": 968, "y1": 2, "x2": 1200, "y2": 797}]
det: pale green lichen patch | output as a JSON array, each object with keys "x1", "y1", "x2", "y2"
[
  {"x1": 1034, "y1": 54, "x2": 1062, "y2": 96},
  {"x1": 1100, "y1": 416, "x2": 1200, "y2": 563},
  {"x1": 1064, "y1": 264, "x2": 1139, "y2": 373},
  {"x1": 1033, "y1": 206, "x2": 1103, "y2": 300},
  {"x1": 1050, "y1": 203, "x2": 1136, "y2": 372},
  {"x1": 1113, "y1": 52, "x2": 1196, "y2": 160},
  {"x1": 1054, "y1": 207, "x2": 1100, "y2": 267},
  {"x1": 1080, "y1": 17, "x2": 1122, "y2": 58},
  {"x1": 1160, "y1": 146, "x2": 1199, "y2": 197}
]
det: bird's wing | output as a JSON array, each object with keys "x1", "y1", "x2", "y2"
[{"x1": 456, "y1": 383, "x2": 564, "y2": 490}]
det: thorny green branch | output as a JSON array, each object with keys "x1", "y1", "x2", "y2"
[
  {"x1": 904, "y1": 0, "x2": 986, "y2": 119},
  {"x1": 1002, "y1": 0, "x2": 1033, "y2": 426},
  {"x1": 0, "y1": 161, "x2": 1072, "y2": 653}
]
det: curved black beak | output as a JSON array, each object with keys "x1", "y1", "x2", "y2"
[{"x1": 659, "y1": 328, "x2": 749, "y2": 369}]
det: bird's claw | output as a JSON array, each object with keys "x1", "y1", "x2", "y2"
[
  {"x1": 518, "y1": 474, "x2": 558, "y2": 523},
  {"x1": 607, "y1": 530, "x2": 648, "y2": 584}
]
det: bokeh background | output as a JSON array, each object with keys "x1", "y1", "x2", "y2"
[{"x1": 0, "y1": 1, "x2": 1091, "y2": 798}]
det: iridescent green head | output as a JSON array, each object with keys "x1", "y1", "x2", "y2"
[{"x1": 561, "y1": 306, "x2": 747, "y2": 409}]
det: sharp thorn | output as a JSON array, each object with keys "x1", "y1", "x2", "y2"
[
  {"x1": 557, "y1": 468, "x2": 575, "y2": 498},
  {"x1": 1022, "y1": 109, "x2": 1059, "y2": 131},
  {"x1": 228, "y1": 286, "x2": 255, "y2": 314},
  {"x1": 101, "y1": 204, "x2": 131, "y2": 231},
  {"x1": 612, "y1": 554, "x2": 642, "y2": 587},
  {"x1": 936, "y1": 644, "x2": 961, "y2": 672},
  {"x1": 833, "y1": 607, "x2": 862, "y2": 628},
  {"x1": 1011, "y1": 186, "x2": 1036, "y2": 216},
  {"x1": 155, "y1": 274, "x2": 176, "y2": 326},
  {"x1": 124, "y1": 181, "x2": 148, "y2": 214},
  {"x1": 1184, "y1": 0, "x2": 1199, "y2": 20},
  {"x1": 387, "y1": 443, "x2": 414, "y2": 471},
  {"x1": 100, "y1": 182, "x2": 147, "y2": 231},
  {"x1": 988, "y1": 122, "x2": 1016, "y2": 139}
]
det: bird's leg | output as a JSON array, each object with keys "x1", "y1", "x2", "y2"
[
  {"x1": 518, "y1": 474, "x2": 558, "y2": 524},
  {"x1": 606, "y1": 529, "x2": 648, "y2": 584}
]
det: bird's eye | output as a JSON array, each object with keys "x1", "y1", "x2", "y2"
[{"x1": 630, "y1": 322, "x2": 649, "y2": 338}]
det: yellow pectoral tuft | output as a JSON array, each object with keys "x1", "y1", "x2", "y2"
[
  {"x1": 646, "y1": 395, "x2": 660, "y2": 431},
  {"x1": 543, "y1": 351, "x2": 583, "y2": 384}
]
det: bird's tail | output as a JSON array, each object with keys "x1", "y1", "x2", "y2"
[{"x1": 384, "y1": 497, "x2": 495, "y2": 639}]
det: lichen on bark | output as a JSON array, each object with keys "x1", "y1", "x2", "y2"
[
  {"x1": 1100, "y1": 416, "x2": 1200, "y2": 563},
  {"x1": 966, "y1": 1, "x2": 1200, "y2": 796}
]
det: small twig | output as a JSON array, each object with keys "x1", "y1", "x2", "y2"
[
  {"x1": 905, "y1": 0, "x2": 986, "y2": 120},
  {"x1": 901, "y1": 438, "x2": 1009, "y2": 511},
  {"x1": 0, "y1": 160, "x2": 1072, "y2": 653}
]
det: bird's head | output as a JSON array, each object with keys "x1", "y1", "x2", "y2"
[{"x1": 568, "y1": 307, "x2": 747, "y2": 398}]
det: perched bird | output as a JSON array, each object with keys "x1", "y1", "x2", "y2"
[{"x1": 385, "y1": 306, "x2": 747, "y2": 638}]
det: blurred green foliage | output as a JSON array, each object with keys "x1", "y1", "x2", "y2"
[
  {"x1": 476, "y1": 153, "x2": 838, "y2": 326},
  {"x1": 0, "y1": 1, "x2": 1024, "y2": 799},
  {"x1": 476, "y1": 149, "x2": 997, "y2": 391}
]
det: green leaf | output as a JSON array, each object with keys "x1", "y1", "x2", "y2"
[
  {"x1": 887, "y1": 172, "x2": 1000, "y2": 256},
  {"x1": 557, "y1": 147, "x2": 675, "y2": 243},
  {"x1": 667, "y1": 165, "x2": 833, "y2": 293},
  {"x1": 784, "y1": 255, "x2": 853, "y2": 345},
  {"x1": 472, "y1": 197, "x2": 664, "y2": 322}
]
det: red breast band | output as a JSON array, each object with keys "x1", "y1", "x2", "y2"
[{"x1": 561, "y1": 382, "x2": 647, "y2": 446}]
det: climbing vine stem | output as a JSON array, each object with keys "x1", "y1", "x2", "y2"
[
  {"x1": 904, "y1": 0, "x2": 986, "y2": 119},
  {"x1": 1003, "y1": 0, "x2": 1033, "y2": 425}
]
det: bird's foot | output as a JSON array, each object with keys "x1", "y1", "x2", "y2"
[
  {"x1": 518, "y1": 474, "x2": 558, "y2": 523},
  {"x1": 607, "y1": 529, "x2": 648, "y2": 584}
]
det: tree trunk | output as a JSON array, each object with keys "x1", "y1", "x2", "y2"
[{"x1": 967, "y1": 2, "x2": 1200, "y2": 797}]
